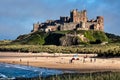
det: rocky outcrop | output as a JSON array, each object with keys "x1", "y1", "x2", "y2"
[{"x1": 60, "y1": 36, "x2": 79, "y2": 46}]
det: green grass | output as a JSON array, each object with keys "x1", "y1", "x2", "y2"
[
  {"x1": 18, "y1": 72, "x2": 120, "y2": 80},
  {"x1": 14, "y1": 31, "x2": 64, "y2": 45},
  {"x1": 55, "y1": 30, "x2": 108, "y2": 42},
  {"x1": 105, "y1": 33, "x2": 120, "y2": 43},
  {"x1": 14, "y1": 31, "x2": 49, "y2": 45},
  {"x1": 44, "y1": 72, "x2": 120, "y2": 80},
  {"x1": 13, "y1": 30, "x2": 109, "y2": 45},
  {"x1": 0, "y1": 30, "x2": 119, "y2": 57},
  {"x1": 0, "y1": 43, "x2": 120, "y2": 57},
  {"x1": 0, "y1": 40, "x2": 11, "y2": 45}
]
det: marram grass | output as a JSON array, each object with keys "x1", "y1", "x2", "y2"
[
  {"x1": 0, "y1": 43, "x2": 120, "y2": 57},
  {"x1": 19, "y1": 72, "x2": 120, "y2": 80}
]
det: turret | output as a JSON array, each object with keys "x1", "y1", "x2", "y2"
[
  {"x1": 97, "y1": 16, "x2": 104, "y2": 31},
  {"x1": 83, "y1": 10, "x2": 87, "y2": 22},
  {"x1": 70, "y1": 9, "x2": 78, "y2": 22},
  {"x1": 32, "y1": 22, "x2": 39, "y2": 32},
  {"x1": 70, "y1": 9, "x2": 87, "y2": 23}
]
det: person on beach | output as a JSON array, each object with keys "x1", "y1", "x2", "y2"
[
  {"x1": 94, "y1": 58, "x2": 96, "y2": 62},
  {"x1": 71, "y1": 59, "x2": 72, "y2": 63},
  {"x1": 83, "y1": 56, "x2": 87, "y2": 63},
  {"x1": 12, "y1": 61, "x2": 15, "y2": 63},
  {"x1": 90, "y1": 58, "x2": 92, "y2": 63},
  {"x1": 69, "y1": 59, "x2": 73, "y2": 64},
  {"x1": 20, "y1": 59, "x2": 22, "y2": 62},
  {"x1": 83, "y1": 58, "x2": 85, "y2": 63}
]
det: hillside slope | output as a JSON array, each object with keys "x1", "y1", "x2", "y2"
[
  {"x1": 105, "y1": 33, "x2": 120, "y2": 43},
  {"x1": 13, "y1": 30, "x2": 108, "y2": 46}
]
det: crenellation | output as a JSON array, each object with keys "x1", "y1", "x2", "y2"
[
  {"x1": 60, "y1": 16, "x2": 70, "y2": 23},
  {"x1": 32, "y1": 9, "x2": 104, "y2": 32}
]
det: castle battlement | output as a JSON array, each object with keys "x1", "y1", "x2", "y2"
[{"x1": 32, "y1": 9, "x2": 104, "y2": 32}]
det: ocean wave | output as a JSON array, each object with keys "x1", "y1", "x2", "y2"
[
  {"x1": 0, "y1": 73, "x2": 7, "y2": 78},
  {"x1": 0, "y1": 63, "x2": 63, "y2": 79}
]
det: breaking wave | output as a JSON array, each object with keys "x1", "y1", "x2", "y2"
[{"x1": 0, "y1": 63, "x2": 63, "y2": 79}]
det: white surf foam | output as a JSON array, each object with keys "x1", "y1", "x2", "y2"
[{"x1": 0, "y1": 73, "x2": 7, "y2": 78}]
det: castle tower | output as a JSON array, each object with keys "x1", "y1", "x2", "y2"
[
  {"x1": 70, "y1": 9, "x2": 78, "y2": 23},
  {"x1": 97, "y1": 16, "x2": 104, "y2": 31},
  {"x1": 82, "y1": 10, "x2": 87, "y2": 22},
  {"x1": 33, "y1": 22, "x2": 39, "y2": 32},
  {"x1": 70, "y1": 9, "x2": 87, "y2": 23}
]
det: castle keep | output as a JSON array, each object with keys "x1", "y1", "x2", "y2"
[{"x1": 32, "y1": 9, "x2": 104, "y2": 32}]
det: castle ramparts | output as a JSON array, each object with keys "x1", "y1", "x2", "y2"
[{"x1": 32, "y1": 9, "x2": 104, "y2": 32}]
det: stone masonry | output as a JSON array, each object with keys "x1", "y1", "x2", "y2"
[{"x1": 32, "y1": 9, "x2": 104, "y2": 32}]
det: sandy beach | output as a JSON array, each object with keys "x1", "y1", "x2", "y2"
[{"x1": 0, "y1": 52, "x2": 120, "y2": 72}]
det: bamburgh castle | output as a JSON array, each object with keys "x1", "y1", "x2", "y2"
[{"x1": 32, "y1": 9, "x2": 104, "y2": 32}]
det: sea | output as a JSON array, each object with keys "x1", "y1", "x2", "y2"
[{"x1": 0, "y1": 63, "x2": 63, "y2": 80}]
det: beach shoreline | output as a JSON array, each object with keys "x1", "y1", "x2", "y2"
[{"x1": 0, "y1": 52, "x2": 120, "y2": 72}]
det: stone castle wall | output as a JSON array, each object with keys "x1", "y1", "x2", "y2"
[
  {"x1": 32, "y1": 23, "x2": 39, "y2": 32},
  {"x1": 32, "y1": 9, "x2": 104, "y2": 32},
  {"x1": 60, "y1": 23, "x2": 77, "y2": 31}
]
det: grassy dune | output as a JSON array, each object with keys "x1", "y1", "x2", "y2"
[
  {"x1": 0, "y1": 30, "x2": 120, "y2": 57},
  {"x1": 0, "y1": 43, "x2": 120, "y2": 57},
  {"x1": 18, "y1": 72, "x2": 120, "y2": 80},
  {"x1": 45, "y1": 72, "x2": 120, "y2": 80}
]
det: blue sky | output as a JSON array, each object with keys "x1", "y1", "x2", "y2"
[{"x1": 0, "y1": 0, "x2": 120, "y2": 40}]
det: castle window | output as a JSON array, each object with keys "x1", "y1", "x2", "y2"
[{"x1": 90, "y1": 24, "x2": 94, "y2": 30}]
